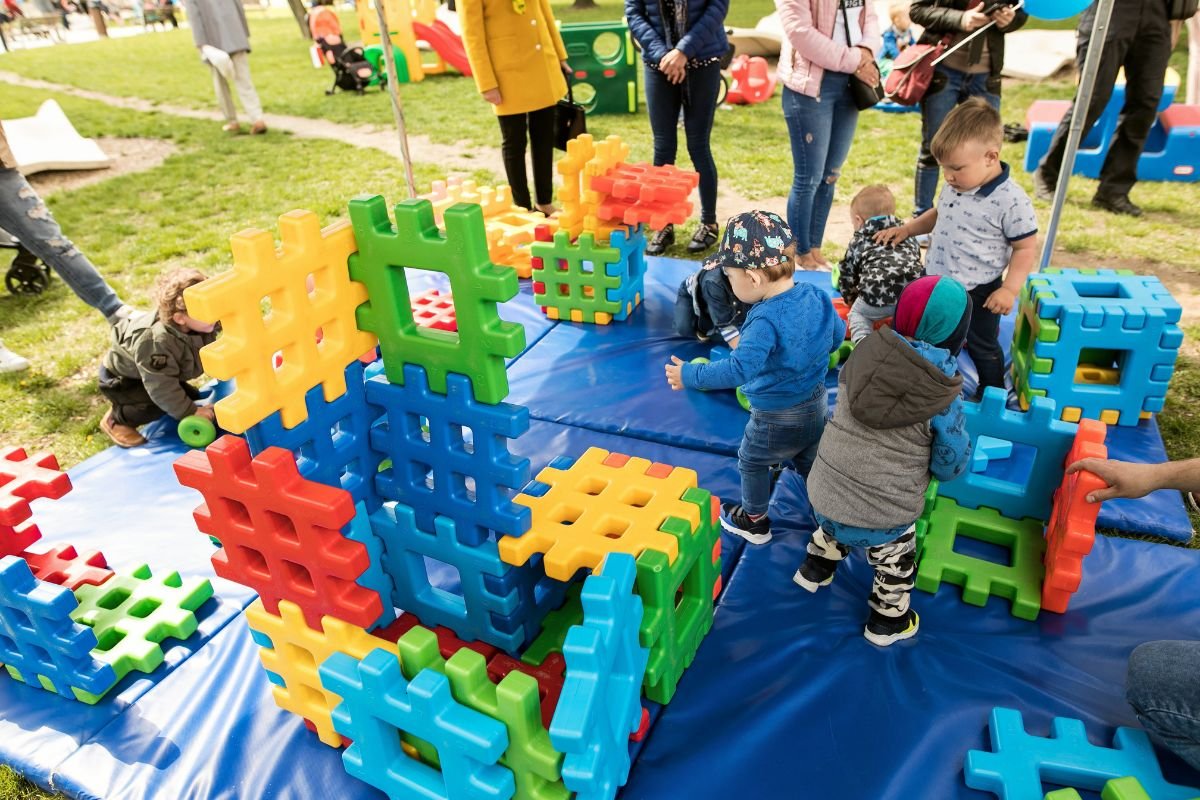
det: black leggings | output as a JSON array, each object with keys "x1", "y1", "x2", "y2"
[
  {"x1": 99, "y1": 365, "x2": 199, "y2": 427},
  {"x1": 497, "y1": 105, "x2": 557, "y2": 211}
]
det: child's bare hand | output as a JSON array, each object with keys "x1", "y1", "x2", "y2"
[
  {"x1": 1067, "y1": 458, "x2": 1158, "y2": 503},
  {"x1": 873, "y1": 225, "x2": 909, "y2": 247},
  {"x1": 195, "y1": 405, "x2": 217, "y2": 422},
  {"x1": 983, "y1": 286, "x2": 1016, "y2": 315},
  {"x1": 665, "y1": 356, "x2": 685, "y2": 390}
]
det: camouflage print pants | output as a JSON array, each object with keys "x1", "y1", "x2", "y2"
[{"x1": 806, "y1": 525, "x2": 917, "y2": 618}]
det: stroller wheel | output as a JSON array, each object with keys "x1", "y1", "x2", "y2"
[{"x1": 6, "y1": 260, "x2": 50, "y2": 295}]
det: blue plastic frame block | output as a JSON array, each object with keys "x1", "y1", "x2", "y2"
[
  {"x1": 603, "y1": 225, "x2": 647, "y2": 322},
  {"x1": 367, "y1": 365, "x2": 531, "y2": 547},
  {"x1": 321, "y1": 648, "x2": 515, "y2": 800},
  {"x1": 370, "y1": 502, "x2": 545, "y2": 653},
  {"x1": 1020, "y1": 270, "x2": 1183, "y2": 426},
  {"x1": 0, "y1": 556, "x2": 116, "y2": 700},
  {"x1": 245, "y1": 360, "x2": 384, "y2": 513},
  {"x1": 972, "y1": 436, "x2": 1014, "y2": 474},
  {"x1": 965, "y1": 707, "x2": 1200, "y2": 800},
  {"x1": 938, "y1": 388, "x2": 1077, "y2": 522},
  {"x1": 549, "y1": 553, "x2": 648, "y2": 800},
  {"x1": 346, "y1": 501, "x2": 397, "y2": 631}
]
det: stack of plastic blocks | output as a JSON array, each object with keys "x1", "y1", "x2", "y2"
[
  {"x1": 1011, "y1": 268, "x2": 1183, "y2": 426},
  {"x1": 173, "y1": 195, "x2": 722, "y2": 799},
  {"x1": 420, "y1": 177, "x2": 548, "y2": 279},
  {"x1": 914, "y1": 388, "x2": 1109, "y2": 621},
  {"x1": 0, "y1": 446, "x2": 212, "y2": 703}
]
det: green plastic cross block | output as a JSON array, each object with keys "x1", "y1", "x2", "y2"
[
  {"x1": 913, "y1": 478, "x2": 941, "y2": 560},
  {"x1": 635, "y1": 486, "x2": 719, "y2": 705},
  {"x1": 521, "y1": 584, "x2": 583, "y2": 669},
  {"x1": 348, "y1": 196, "x2": 526, "y2": 405},
  {"x1": 71, "y1": 564, "x2": 213, "y2": 702},
  {"x1": 1044, "y1": 776, "x2": 1176, "y2": 800},
  {"x1": 398, "y1": 626, "x2": 568, "y2": 800},
  {"x1": 915, "y1": 497, "x2": 1046, "y2": 621},
  {"x1": 530, "y1": 230, "x2": 624, "y2": 324}
]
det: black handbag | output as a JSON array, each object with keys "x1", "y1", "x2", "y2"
[
  {"x1": 840, "y1": 0, "x2": 884, "y2": 110},
  {"x1": 554, "y1": 73, "x2": 587, "y2": 151}
]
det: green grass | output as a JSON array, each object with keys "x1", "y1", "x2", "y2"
[{"x1": 0, "y1": 766, "x2": 60, "y2": 800}]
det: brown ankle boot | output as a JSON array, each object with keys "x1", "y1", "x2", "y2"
[{"x1": 101, "y1": 410, "x2": 147, "y2": 448}]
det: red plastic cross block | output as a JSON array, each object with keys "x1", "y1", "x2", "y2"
[
  {"x1": 173, "y1": 435, "x2": 385, "y2": 631},
  {"x1": 629, "y1": 706, "x2": 651, "y2": 742},
  {"x1": 0, "y1": 447, "x2": 71, "y2": 529},
  {"x1": 595, "y1": 194, "x2": 693, "y2": 231},
  {"x1": 589, "y1": 163, "x2": 698, "y2": 204},
  {"x1": 410, "y1": 288, "x2": 458, "y2": 333},
  {"x1": 22, "y1": 545, "x2": 114, "y2": 590},
  {"x1": 486, "y1": 650, "x2": 567, "y2": 729},
  {"x1": 1, "y1": 523, "x2": 41, "y2": 560},
  {"x1": 1042, "y1": 419, "x2": 1108, "y2": 614},
  {"x1": 377, "y1": 612, "x2": 499, "y2": 662}
]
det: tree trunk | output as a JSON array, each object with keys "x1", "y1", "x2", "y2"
[{"x1": 285, "y1": 0, "x2": 310, "y2": 39}]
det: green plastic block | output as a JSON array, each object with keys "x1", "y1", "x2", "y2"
[
  {"x1": 399, "y1": 626, "x2": 568, "y2": 800},
  {"x1": 635, "y1": 486, "x2": 719, "y2": 705},
  {"x1": 915, "y1": 498, "x2": 1046, "y2": 621},
  {"x1": 1043, "y1": 776, "x2": 1166, "y2": 800},
  {"x1": 914, "y1": 478, "x2": 940, "y2": 560},
  {"x1": 522, "y1": 584, "x2": 583, "y2": 668},
  {"x1": 828, "y1": 339, "x2": 855, "y2": 370},
  {"x1": 530, "y1": 231, "x2": 624, "y2": 323},
  {"x1": 71, "y1": 564, "x2": 213, "y2": 702},
  {"x1": 559, "y1": 21, "x2": 638, "y2": 115},
  {"x1": 348, "y1": 196, "x2": 525, "y2": 404}
]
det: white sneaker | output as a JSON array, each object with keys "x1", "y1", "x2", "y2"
[
  {"x1": 105, "y1": 304, "x2": 136, "y2": 326},
  {"x1": 0, "y1": 342, "x2": 31, "y2": 373}
]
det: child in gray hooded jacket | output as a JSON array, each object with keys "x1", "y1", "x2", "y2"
[{"x1": 795, "y1": 275, "x2": 973, "y2": 646}]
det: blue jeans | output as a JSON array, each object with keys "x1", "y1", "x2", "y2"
[
  {"x1": 1126, "y1": 641, "x2": 1200, "y2": 772},
  {"x1": 967, "y1": 276, "x2": 1006, "y2": 396},
  {"x1": 738, "y1": 386, "x2": 828, "y2": 516},
  {"x1": 782, "y1": 73, "x2": 860, "y2": 253},
  {"x1": 644, "y1": 62, "x2": 722, "y2": 225},
  {"x1": 915, "y1": 68, "x2": 1001, "y2": 214},
  {"x1": 0, "y1": 167, "x2": 123, "y2": 318}
]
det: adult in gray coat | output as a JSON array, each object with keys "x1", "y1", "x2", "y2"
[{"x1": 185, "y1": 0, "x2": 267, "y2": 134}]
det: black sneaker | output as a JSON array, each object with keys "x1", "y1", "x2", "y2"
[
  {"x1": 719, "y1": 502, "x2": 772, "y2": 544},
  {"x1": 792, "y1": 556, "x2": 836, "y2": 593},
  {"x1": 864, "y1": 609, "x2": 919, "y2": 647},
  {"x1": 1032, "y1": 167, "x2": 1055, "y2": 202},
  {"x1": 646, "y1": 224, "x2": 675, "y2": 255},
  {"x1": 1092, "y1": 193, "x2": 1142, "y2": 217},
  {"x1": 686, "y1": 222, "x2": 719, "y2": 253}
]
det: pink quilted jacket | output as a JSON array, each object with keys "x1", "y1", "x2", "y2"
[{"x1": 776, "y1": 0, "x2": 882, "y2": 98}]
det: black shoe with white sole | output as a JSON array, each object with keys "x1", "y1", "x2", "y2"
[
  {"x1": 864, "y1": 609, "x2": 919, "y2": 647},
  {"x1": 719, "y1": 502, "x2": 772, "y2": 544}
]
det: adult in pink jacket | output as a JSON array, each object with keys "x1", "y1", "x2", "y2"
[{"x1": 776, "y1": 0, "x2": 880, "y2": 269}]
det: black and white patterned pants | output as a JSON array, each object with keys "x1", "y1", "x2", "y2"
[{"x1": 806, "y1": 525, "x2": 917, "y2": 617}]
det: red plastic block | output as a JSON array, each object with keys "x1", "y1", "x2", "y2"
[
  {"x1": 411, "y1": 288, "x2": 458, "y2": 333},
  {"x1": 1, "y1": 523, "x2": 41, "y2": 560},
  {"x1": 595, "y1": 194, "x2": 693, "y2": 231},
  {"x1": 629, "y1": 707, "x2": 651, "y2": 742},
  {"x1": 1043, "y1": 419, "x2": 1108, "y2": 614},
  {"x1": 173, "y1": 435, "x2": 385, "y2": 631},
  {"x1": 377, "y1": 612, "x2": 499, "y2": 662},
  {"x1": 22, "y1": 545, "x2": 114, "y2": 590},
  {"x1": 0, "y1": 447, "x2": 71, "y2": 529},
  {"x1": 486, "y1": 650, "x2": 567, "y2": 729},
  {"x1": 589, "y1": 163, "x2": 698, "y2": 204}
]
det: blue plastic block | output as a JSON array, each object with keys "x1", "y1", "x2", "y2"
[
  {"x1": 346, "y1": 501, "x2": 397, "y2": 630},
  {"x1": 938, "y1": 388, "x2": 1077, "y2": 522},
  {"x1": 549, "y1": 553, "x2": 648, "y2": 800},
  {"x1": 972, "y1": 436, "x2": 1015, "y2": 474},
  {"x1": 371, "y1": 502, "x2": 547, "y2": 653},
  {"x1": 367, "y1": 365, "x2": 531, "y2": 548},
  {"x1": 603, "y1": 225, "x2": 647, "y2": 322},
  {"x1": 0, "y1": 555, "x2": 116, "y2": 700},
  {"x1": 245, "y1": 360, "x2": 384, "y2": 512},
  {"x1": 321, "y1": 648, "x2": 515, "y2": 800},
  {"x1": 966, "y1": 707, "x2": 1200, "y2": 800}
]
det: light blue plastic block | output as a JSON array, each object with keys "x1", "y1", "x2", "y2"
[
  {"x1": 367, "y1": 365, "x2": 531, "y2": 548},
  {"x1": 966, "y1": 707, "x2": 1200, "y2": 800},
  {"x1": 938, "y1": 388, "x2": 1077, "y2": 522},
  {"x1": 603, "y1": 225, "x2": 647, "y2": 321},
  {"x1": 971, "y1": 435, "x2": 1015, "y2": 474},
  {"x1": 549, "y1": 553, "x2": 648, "y2": 800},
  {"x1": 345, "y1": 501, "x2": 397, "y2": 630},
  {"x1": 321, "y1": 648, "x2": 515, "y2": 800}
]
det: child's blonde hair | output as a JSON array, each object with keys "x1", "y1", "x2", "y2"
[
  {"x1": 155, "y1": 267, "x2": 208, "y2": 326},
  {"x1": 889, "y1": 2, "x2": 910, "y2": 24},
  {"x1": 761, "y1": 242, "x2": 798, "y2": 281},
  {"x1": 851, "y1": 185, "x2": 897, "y2": 220},
  {"x1": 931, "y1": 97, "x2": 1003, "y2": 162}
]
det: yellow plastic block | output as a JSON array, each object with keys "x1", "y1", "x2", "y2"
[
  {"x1": 555, "y1": 134, "x2": 630, "y2": 241},
  {"x1": 1099, "y1": 409, "x2": 1121, "y2": 425},
  {"x1": 499, "y1": 446, "x2": 700, "y2": 580},
  {"x1": 1140, "y1": 411, "x2": 1152, "y2": 420},
  {"x1": 1074, "y1": 365, "x2": 1120, "y2": 385},
  {"x1": 1061, "y1": 407, "x2": 1082, "y2": 423},
  {"x1": 245, "y1": 598, "x2": 399, "y2": 747},
  {"x1": 184, "y1": 211, "x2": 378, "y2": 434},
  {"x1": 354, "y1": 0, "x2": 424, "y2": 81}
]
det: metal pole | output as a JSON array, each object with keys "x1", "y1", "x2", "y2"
[
  {"x1": 373, "y1": 0, "x2": 417, "y2": 199},
  {"x1": 1039, "y1": 0, "x2": 1115, "y2": 269}
]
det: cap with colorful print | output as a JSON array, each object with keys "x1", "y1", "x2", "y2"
[{"x1": 702, "y1": 210, "x2": 795, "y2": 272}]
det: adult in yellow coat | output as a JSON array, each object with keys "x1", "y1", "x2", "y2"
[{"x1": 461, "y1": 0, "x2": 570, "y2": 215}]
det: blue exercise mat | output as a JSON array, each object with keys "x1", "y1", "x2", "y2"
[{"x1": 624, "y1": 470, "x2": 1200, "y2": 798}]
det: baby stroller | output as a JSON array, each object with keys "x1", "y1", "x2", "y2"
[
  {"x1": 1, "y1": 227, "x2": 51, "y2": 295},
  {"x1": 315, "y1": 36, "x2": 382, "y2": 96}
]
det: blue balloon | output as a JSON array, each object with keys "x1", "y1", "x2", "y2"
[{"x1": 1024, "y1": 0, "x2": 1093, "y2": 20}]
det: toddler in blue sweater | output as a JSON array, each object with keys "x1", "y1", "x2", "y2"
[{"x1": 665, "y1": 210, "x2": 844, "y2": 545}]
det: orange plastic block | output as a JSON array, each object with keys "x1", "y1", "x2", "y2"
[
  {"x1": 245, "y1": 598, "x2": 399, "y2": 747},
  {"x1": 183, "y1": 210, "x2": 377, "y2": 434},
  {"x1": 498, "y1": 447, "x2": 701, "y2": 580},
  {"x1": 1042, "y1": 419, "x2": 1108, "y2": 614},
  {"x1": 485, "y1": 210, "x2": 545, "y2": 278},
  {"x1": 420, "y1": 179, "x2": 520, "y2": 226}
]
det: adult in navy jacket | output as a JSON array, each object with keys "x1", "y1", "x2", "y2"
[{"x1": 626, "y1": 0, "x2": 729, "y2": 256}]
